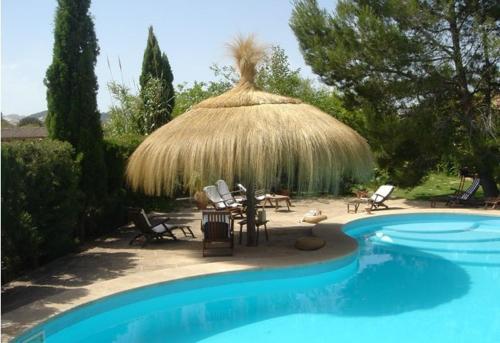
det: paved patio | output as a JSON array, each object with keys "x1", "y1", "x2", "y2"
[{"x1": 2, "y1": 197, "x2": 497, "y2": 341}]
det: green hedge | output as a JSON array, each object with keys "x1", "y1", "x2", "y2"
[
  {"x1": 104, "y1": 134, "x2": 144, "y2": 194},
  {"x1": 1, "y1": 135, "x2": 177, "y2": 282},
  {"x1": 1, "y1": 140, "x2": 81, "y2": 280},
  {"x1": 93, "y1": 134, "x2": 145, "y2": 232},
  {"x1": 97, "y1": 134, "x2": 175, "y2": 231}
]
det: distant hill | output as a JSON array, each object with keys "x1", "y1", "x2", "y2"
[
  {"x1": 3, "y1": 110, "x2": 109, "y2": 125},
  {"x1": 1, "y1": 118, "x2": 14, "y2": 128},
  {"x1": 27, "y1": 110, "x2": 48, "y2": 121},
  {"x1": 3, "y1": 114, "x2": 23, "y2": 124}
]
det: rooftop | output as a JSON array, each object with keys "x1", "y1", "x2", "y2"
[{"x1": 1, "y1": 127, "x2": 48, "y2": 141}]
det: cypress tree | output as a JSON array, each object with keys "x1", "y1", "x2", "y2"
[
  {"x1": 139, "y1": 26, "x2": 175, "y2": 132},
  {"x1": 45, "y1": 0, "x2": 107, "y2": 213}
]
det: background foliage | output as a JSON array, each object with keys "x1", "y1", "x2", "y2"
[
  {"x1": 1, "y1": 140, "x2": 81, "y2": 281},
  {"x1": 139, "y1": 26, "x2": 175, "y2": 133},
  {"x1": 44, "y1": 0, "x2": 107, "y2": 215},
  {"x1": 290, "y1": 0, "x2": 499, "y2": 194}
]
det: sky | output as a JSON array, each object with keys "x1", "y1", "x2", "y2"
[{"x1": 1, "y1": 0, "x2": 336, "y2": 117}]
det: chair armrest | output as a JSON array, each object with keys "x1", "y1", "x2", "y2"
[
  {"x1": 354, "y1": 190, "x2": 369, "y2": 198},
  {"x1": 149, "y1": 216, "x2": 171, "y2": 226},
  {"x1": 371, "y1": 193, "x2": 385, "y2": 202},
  {"x1": 255, "y1": 189, "x2": 267, "y2": 197}
]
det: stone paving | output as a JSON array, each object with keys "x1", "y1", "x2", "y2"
[{"x1": 2, "y1": 196, "x2": 497, "y2": 341}]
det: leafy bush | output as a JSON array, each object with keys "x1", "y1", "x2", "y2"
[
  {"x1": 98, "y1": 134, "x2": 174, "y2": 231},
  {"x1": 105, "y1": 77, "x2": 171, "y2": 136},
  {"x1": 1, "y1": 140, "x2": 81, "y2": 281},
  {"x1": 105, "y1": 82, "x2": 143, "y2": 136},
  {"x1": 104, "y1": 134, "x2": 144, "y2": 193}
]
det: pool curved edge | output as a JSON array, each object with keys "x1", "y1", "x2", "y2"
[
  {"x1": 12, "y1": 247, "x2": 360, "y2": 343},
  {"x1": 8, "y1": 210, "x2": 500, "y2": 342},
  {"x1": 8, "y1": 224, "x2": 360, "y2": 342}
]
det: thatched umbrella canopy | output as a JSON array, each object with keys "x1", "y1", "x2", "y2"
[{"x1": 127, "y1": 36, "x2": 374, "y2": 245}]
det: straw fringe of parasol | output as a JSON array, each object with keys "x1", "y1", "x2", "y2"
[{"x1": 126, "y1": 35, "x2": 373, "y2": 196}]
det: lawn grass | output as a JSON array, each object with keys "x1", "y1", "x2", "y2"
[{"x1": 392, "y1": 173, "x2": 484, "y2": 200}]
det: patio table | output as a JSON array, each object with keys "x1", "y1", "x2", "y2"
[
  {"x1": 238, "y1": 218, "x2": 269, "y2": 245},
  {"x1": 347, "y1": 198, "x2": 369, "y2": 213}
]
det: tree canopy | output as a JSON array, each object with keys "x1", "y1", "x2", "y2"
[
  {"x1": 45, "y1": 0, "x2": 107, "y2": 209},
  {"x1": 291, "y1": 0, "x2": 499, "y2": 195},
  {"x1": 139, "y1": 26, "x2": 175, "y2": 133}
]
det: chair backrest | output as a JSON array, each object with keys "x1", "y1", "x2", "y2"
[
  {"x1": 460, "y1": 178, "x2": 480, "y2": 200},
  {"x1": 215, "y1": 180, "x2": 236, "y2": 205},
  {"x1": 202, "y1": 211, "x2": 232, "y2": 240},
  {"x1": 371, "y1": 185, "x2": 395, "y2": 203},
  {"x1": 203, "y1": 185, "x2": 226, "y2": 209},
  {"x1": 237, "y1": 183, "x2": 266, "y2": 201},
  {"x1": 237, "y1": 183, "x2": 247, "y2": 193},
  {"x1": 128, "y1": 208, "x2": 152, "y2": 233}
]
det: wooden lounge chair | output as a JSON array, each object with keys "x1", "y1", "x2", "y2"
[
  {"x1": 484, "y1": 197, "x2": 500, "y2": 209},
  {"x1": 430, "y1": 178, "x2": 481, "y2": 207},
  {"x1": 215, "y1": 179, "x2": 245, "y2": 204},
  {"x1": 361, "y1": 185, "x2": 395, "y2": 210},
  {"x1": 202, "y1": 210, "x2": 234, "y2": 256},
  {"x1": 128, "y1": 208, "x2": 195, "y2": 246},
  {"x1": 446, "y1": 178, "x2": 481, "y2": 207},
  {"x1": 203, "y1": 185, "x2": 244, "y2": 216},
  {"x1": 236, "y1": 183, "x2": 267, "y2": 204}
]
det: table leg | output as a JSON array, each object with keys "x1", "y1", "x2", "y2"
[
  {"x1": 239, "y1": 223, "x2": 243, "y2": 244},
  {"x1": 256, "y1": 224, "x2": 260, "y2": 245}
]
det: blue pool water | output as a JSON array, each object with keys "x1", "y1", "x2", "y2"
[{"x1": 16, "y1": 214, "x2": 500, "y2": 343}]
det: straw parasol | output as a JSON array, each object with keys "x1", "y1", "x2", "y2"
[{"x1": 126, "y1": 35, "x2": 374, "y2": 245}]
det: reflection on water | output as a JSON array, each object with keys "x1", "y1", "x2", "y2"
[
  {"x1": 35, "y1": 215, "x2": 500, "y2": 343},
  {"x1": 92, "y1": 236, "x2": 472, "y2": 342}
]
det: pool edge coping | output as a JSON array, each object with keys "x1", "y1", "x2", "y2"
[{"x1": 5, "y1": 208, "x2": 500, "y2": 342}]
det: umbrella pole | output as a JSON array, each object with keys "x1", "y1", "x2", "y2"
[{"x1": 246, "y1": 179, "x2": 257, "y2": 246}]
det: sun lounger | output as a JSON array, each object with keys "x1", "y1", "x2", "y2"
[
  {"x1": 349, "y1": 185, "x2": 394, "y2": 212},
  {"x1": 236, "y1": 183, "x2": 266, "y2": 203},
  {"x1": 447, "y1": 178, "x2": 481, "y2": 206},
  {"x1": 430, "y1": 178, "x2": 481, "y2": 207},
  {"x1": 203, "y1": 185, "x2": 244, "y2": 216},
  {"x1": 128, "y1": 208, "x2": 195, "y2": 246},
  {"x1": 215, "y1": 180, "x2": 245, "y2": 204}
]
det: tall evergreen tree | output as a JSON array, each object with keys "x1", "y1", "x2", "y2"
[
  {"x1": 45, "y1": 0, "x2": 107, "y2": 214},
  {"x1": 291, "y1": 0, "x2": 499, "y2": 196},
  {"x1": 139, "y1": 26, "x2": 175, "y2": 133}
]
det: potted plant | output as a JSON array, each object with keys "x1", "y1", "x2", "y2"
[
  {"x1": 191, "y1": 174, "x2": 208, "y2": 210},
  {"x1": 193, "y1": 191, "x2": 208, "y2": 210}
]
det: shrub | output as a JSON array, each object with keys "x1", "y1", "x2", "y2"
[
  {"x1": 90, "y1": 134, "x2": 144, "y2": 232},
  {"x1": 97, "y1": 134, "x2": 175, "y2": 231},
  {"x1": 1, "y1": 135, "x2": 177, "y2": 282},
  {"x1": 1, "y1": 140, "x2": 81, "y2": 281},
  {"x1": 104, "y1": 134, "x2": 144, "y2": 193}
]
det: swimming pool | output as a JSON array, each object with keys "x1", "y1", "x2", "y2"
[{"x1": 15, "y1": 213, "x2": 500, "y2": 343}]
